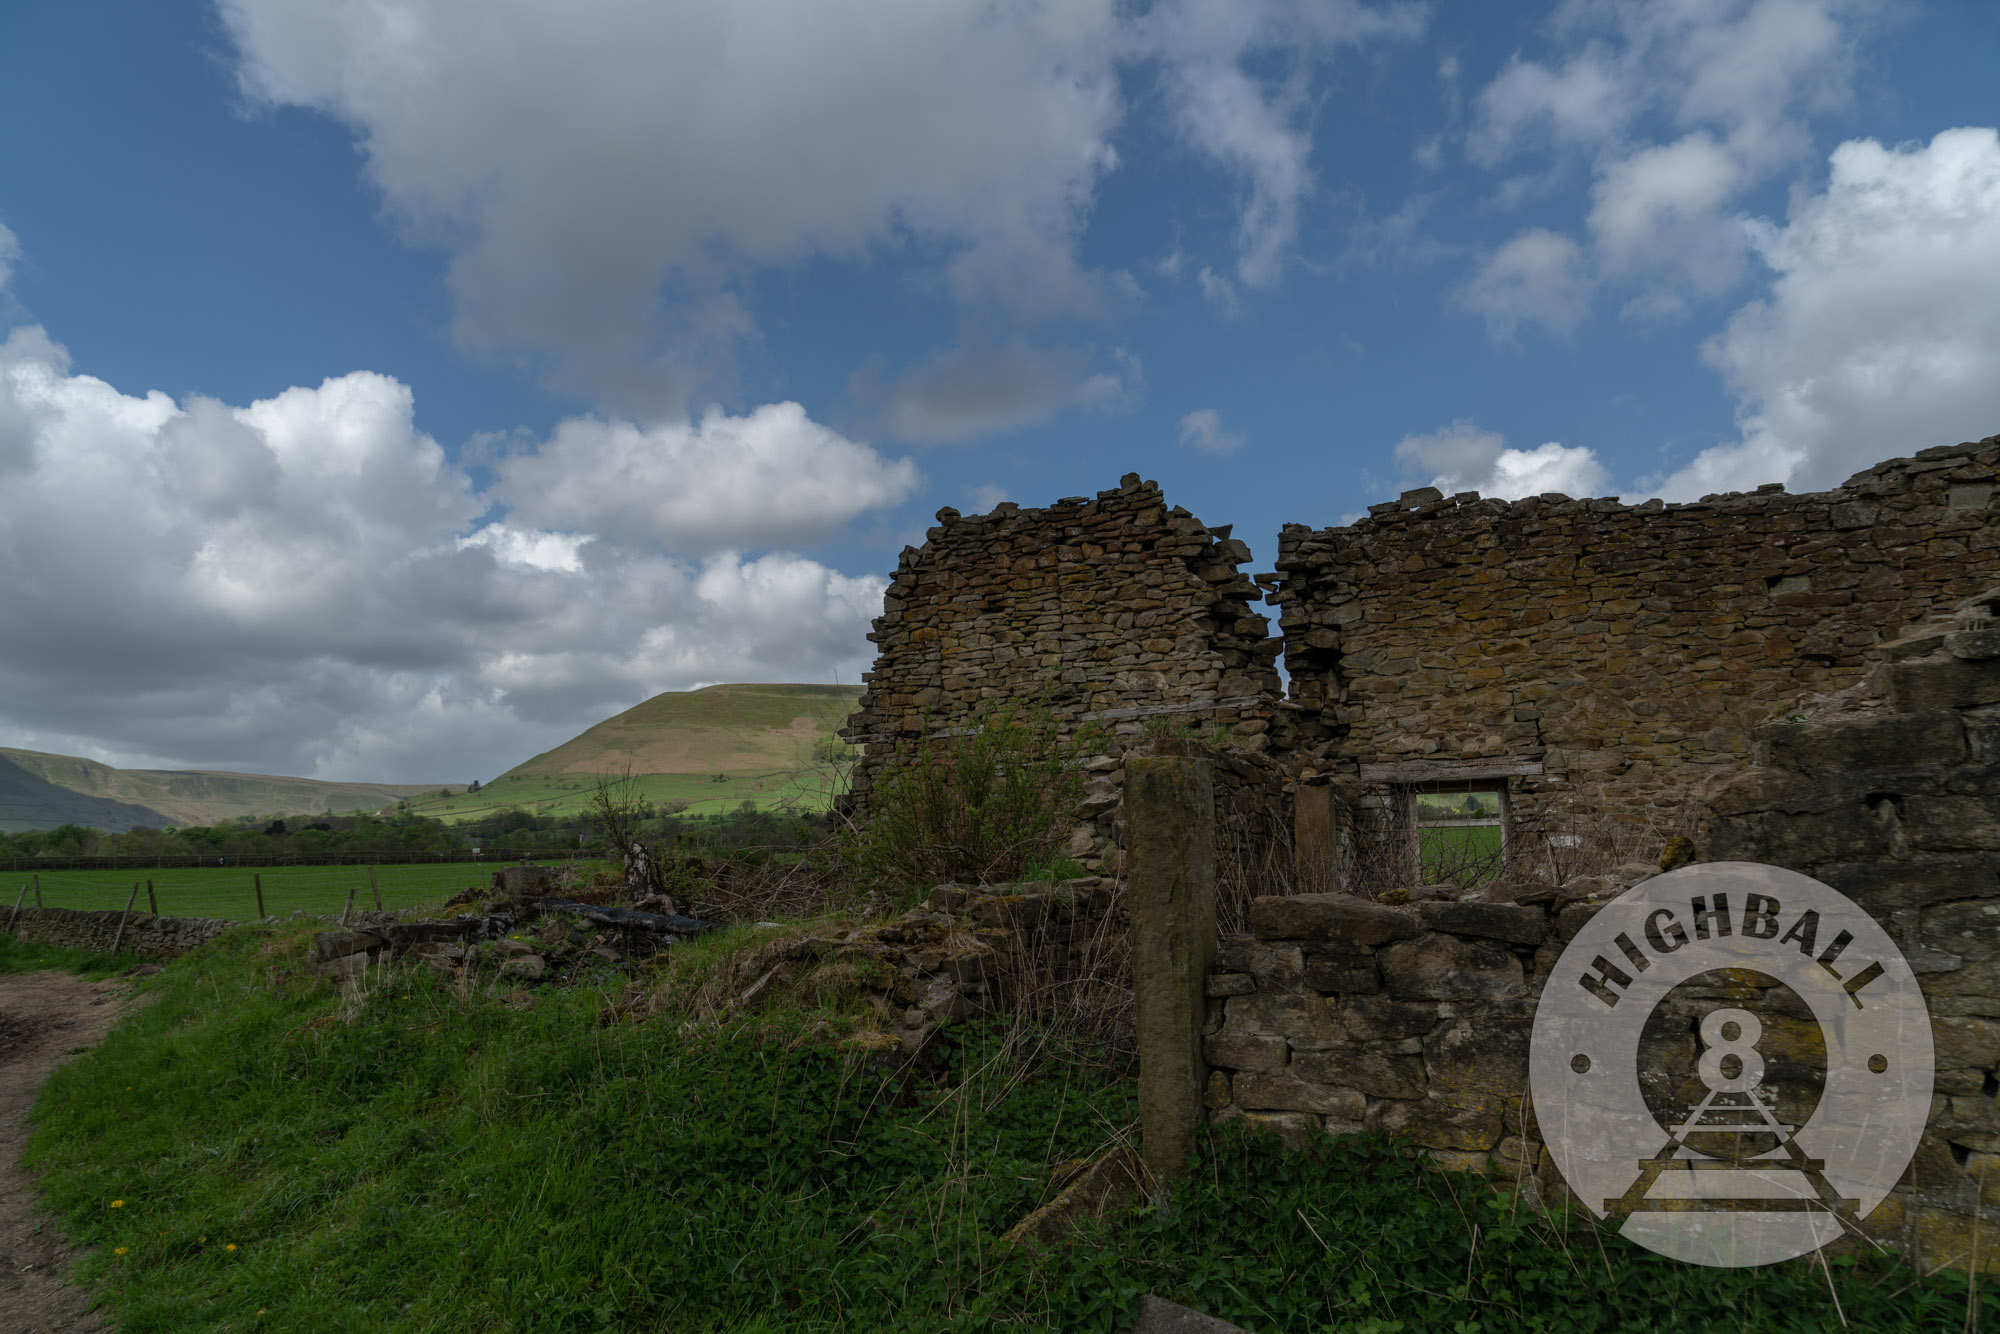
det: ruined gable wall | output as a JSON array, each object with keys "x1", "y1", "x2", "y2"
[
  {"x1": 844, "y1": 473, "x2": 1284, "y2": 876},
  {"x1": 1271, "y1": 434, "x2": 2000, "y2": 855}
]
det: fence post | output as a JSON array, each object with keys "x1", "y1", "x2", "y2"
[
  {"x1": 146, "y1": 879, "x2": 157, "y2": 915},
  {"x1": 112, "y1": 882, "x2": 141, "y2": 955},
  {"x1": 341, "y1": 884, "x2": 356, "y2": 926},
  {"x1": 1126, "y1": 755, "x2": 1216, "y2": 1196},
  {"x1": 33, "y1": 873, "x2": 41, "y2": 907},
  {"x1": 1294, "y1": 782, "x2": 1340, "y2": 893},
  {"x1": 7, "y1": 884, "x2": 25, "y2": 934},
  {"x1": 368, "y1": 866, "x2": 383, "y2": 912},
  {"x1": 254, "y1": 873, "x2": 265, "y2": 919}
]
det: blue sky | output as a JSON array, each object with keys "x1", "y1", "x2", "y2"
[{"x1": 1, "y1": 0, "x2": 1996, "y2": 783}]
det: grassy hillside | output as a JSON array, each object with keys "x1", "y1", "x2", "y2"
[
  {"x1": 0, "y1": 747, "x2": 458, "y2": 833},
  {"x1": 405, "y1": 682, "x2": 863, "y2": 823},
  {"x1": 0, "y1": 752, "x2": 172, "y2": 832}
]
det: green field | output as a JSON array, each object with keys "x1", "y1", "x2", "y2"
[
  {"x1": 2, "y1": 861, "x2": 607, "y2": 920},
  {"x1": 1417, "y1": 824, "x2": 1506, "y2": 883},
  {"x1": 402, "y1": 766, "x2": 844, "y2": 824}
]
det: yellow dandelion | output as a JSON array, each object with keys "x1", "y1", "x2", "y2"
[
  {"x1": 198, "y1": 1236, "x2": 206, "y2": 1244},
  {"x1": 225, "y1": 1243, "x2": 237, "y2": 1252},
  {"x1": 110, "y1": 1199, "x2": 125, "y2": 1208},
  {"x1": 114, "y1": 1247, "x2": 128, "y2": 1255}
]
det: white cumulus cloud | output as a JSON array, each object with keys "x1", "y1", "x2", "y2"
[
  {"x1": 1459, "y1": 229, "x2": 1591, "y2": 339},
  {"x1": 1648, "y1": 127, "x2": 2000, "y2": 499},
  {"x1": 219, "y1": 0, "x2": 1425, "y2": 400},
  {"x1": 1394, "y1": 419, "x2": 1610, "y2": 499},
  {"x1": 0, "y1": 324, "x2": 898, "y2": 781},
  {"x1": 1463, "y1": 0, "x2": 1889, "y2": 333},
  {"x1": 1178, "y1": 408, "x2": 1244, "y2": 454},
  {"x1": 489, "y1": 402, "x2": 919, "y2": 550}
]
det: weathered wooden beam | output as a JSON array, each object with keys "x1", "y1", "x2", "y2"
[{"x1": 1357, "y1": 756, "x2": 1544, "y2": 784}]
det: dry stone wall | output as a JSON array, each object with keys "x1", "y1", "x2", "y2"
[
  {"x1": 1200, "y1": 887, "x2": 1562, "y2": 1181},
  {"x1": 844, "y1": 473, "x2": 1285, "y2": 878},
  {"x1": 5, "y1": 905, "x2": 233, "y2": 957},
  {"x1": 1697, "y1": 594, "x2": 2000, "y2": 1267},
  {"x1": 1270, "y1": 434, "x2": 2000, "y2": 874}
]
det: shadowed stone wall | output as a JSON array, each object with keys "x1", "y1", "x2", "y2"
[
  {"x1": 1698, "y1": 595, "x2": 2000, "y2": 1268},
  {"x1": 1270, "y1": 434, "x2": 2000, "y2": 877}
]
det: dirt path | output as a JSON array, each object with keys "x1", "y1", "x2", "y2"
[{"x1": 0, "y1": 970, "x2": 137, "y2": 1334}]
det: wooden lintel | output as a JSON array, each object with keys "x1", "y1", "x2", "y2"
[{"x1": 1357, "y1": 756, "x2": 1545, "y2": 784}]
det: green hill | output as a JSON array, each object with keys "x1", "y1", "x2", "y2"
[
  {"x1": 0, "y1": 746, "x2": 459, "y2": 833},
  {"x1": 403, "y1": 682, "x2": 864, "y2": 824}
]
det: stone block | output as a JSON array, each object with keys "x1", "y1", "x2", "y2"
[
  {"x1": 1338, "y1": 994, "x2": 1439, "y2": 1041},
  {"x1": 1302, "y1": 947, "x2": 1380, "y2": 994},
  {"x1": 1205, "y1": 972, "x2": 1256, "y2": 997},
  {"x1": 1379, "y1": 934, "x2": 1525, "y2": 1001},
  {"x1": 1948, "y1": 629, "x2": 2000, "y2": 661},
  {"x1": 1246, "y1": 893, "x2": 1421, "y2": 946},
  {"x1": 1203, "y1": 1032, "x2": 1288, "y2": 1071},
  {"x1": 1425, "y1": 1019, "x2": 1532, "y2": 1096},
  {"x1": 1230, "y1": 1111, "x2": 1324, "y2": 1152},
  {"x1": 1933, "y1": 1017, "x2": 2000, "y2": 1069},
  {"x1": 1292, "y1": 1044, "x2": 1426, "y2": 1099},
  {"x1": 1232, "y1": 1068, "x2": 1365, "y2": 1119},
  {"x1": 1130, "y1": 1294, "x2": 1250, "y2": 1334},
  {"x1": 1908, "y1": 796, "x2": 2000, "y2": 851},
  {"x1": 1703, "y1": 766, "x2": 1810, "y2": 817},
  {"x1": 1763, "y1": 710, "x2": 1966, "y2": 773},
  {"x1": 1924, "y1": 900, "x2": 2000, "y2": 961},
  {"x1": 1416, "y1": 900, "x2": 1548, "y2": 946},
  {"x1": 1915, "y1": 1206, "x2": 2000, "y2": 1274},
  {"x1": 311, "y1": 930, "x2": 382, "y2": 965},
  {"x1": 1211, "y1": 941, "x2": 1303, "y2": 987},
  {"x1": 1221, "y1": 991, "x2": 1339, "y2": 1042},
  {"x1": 1890, "y1": 656, "x2": 2000, "y2": 712},
  {"x1": 1365, "y1": 1091, "x2": 1506, "y2": 1151},
  {"x1": 1820, "y1": 856, "x2": 2000, "y2": 911},
  {"x1": 1553, "y1": 898, "x2": 1609, "y2": 943}
]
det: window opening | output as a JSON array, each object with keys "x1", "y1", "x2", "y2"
[{"x1": 1410, "y1": 783, "x2": 1508, "y2": 885}]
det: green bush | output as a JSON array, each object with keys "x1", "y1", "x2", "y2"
[{"x1": 847, "y1": 703, "x2": 1094, "y2": 890}]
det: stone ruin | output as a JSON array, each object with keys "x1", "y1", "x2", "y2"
[{"x1": 844, "y1": 430, "x2": 2000, "y2": 1269}]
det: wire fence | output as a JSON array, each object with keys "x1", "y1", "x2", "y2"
[
  {"x1": 1, "y1": 850, "x2": 598, "y2": 873},
  {"x1": 3, "y1": 859, "x2": 615, "y2": 921}
]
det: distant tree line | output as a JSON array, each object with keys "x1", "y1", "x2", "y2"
[{"x1": 0, "y1": 799, "x2": 828, "y2": 867}]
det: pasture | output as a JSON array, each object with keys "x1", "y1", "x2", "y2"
[{"x1": 2, "y1": 860, "x2": 608, "y2": 920}]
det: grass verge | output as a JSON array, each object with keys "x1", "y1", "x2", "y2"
[
  {"x1": 24, "y1": 928, "x2": 1997, "y2": 1332},
  {"x1": 0, "y1": 932, "x2": 143, "y2": 978},
  {"x1": 7, "y1": 862, "x2": 609, "y2": 919}
]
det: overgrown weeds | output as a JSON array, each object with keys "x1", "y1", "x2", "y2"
[{"x1": 845, "y1": 703, "x2": 1097, "y2": 892}]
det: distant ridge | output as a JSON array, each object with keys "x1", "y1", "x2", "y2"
[
  {"x1": 0, "y1": 746, "x2": 458, "y2": 833},
  {"x1": 406, "y1": 682, "x2": 864, "y2": 823}
]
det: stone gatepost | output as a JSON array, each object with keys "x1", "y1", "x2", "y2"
[{"x1": 1127, "y1": 756, "x2": 1217, "y2": 1191}]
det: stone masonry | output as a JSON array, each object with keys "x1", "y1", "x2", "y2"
[
  {"x1": 844, "y1": 472, "x2": 1285, "y2": 882},
  {"x1": 5, "y1": 905, "x2": 233, "y2": 958},
  {"x1": 1270, "y1": 434, "x2": 2000, "y2": 878}
]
